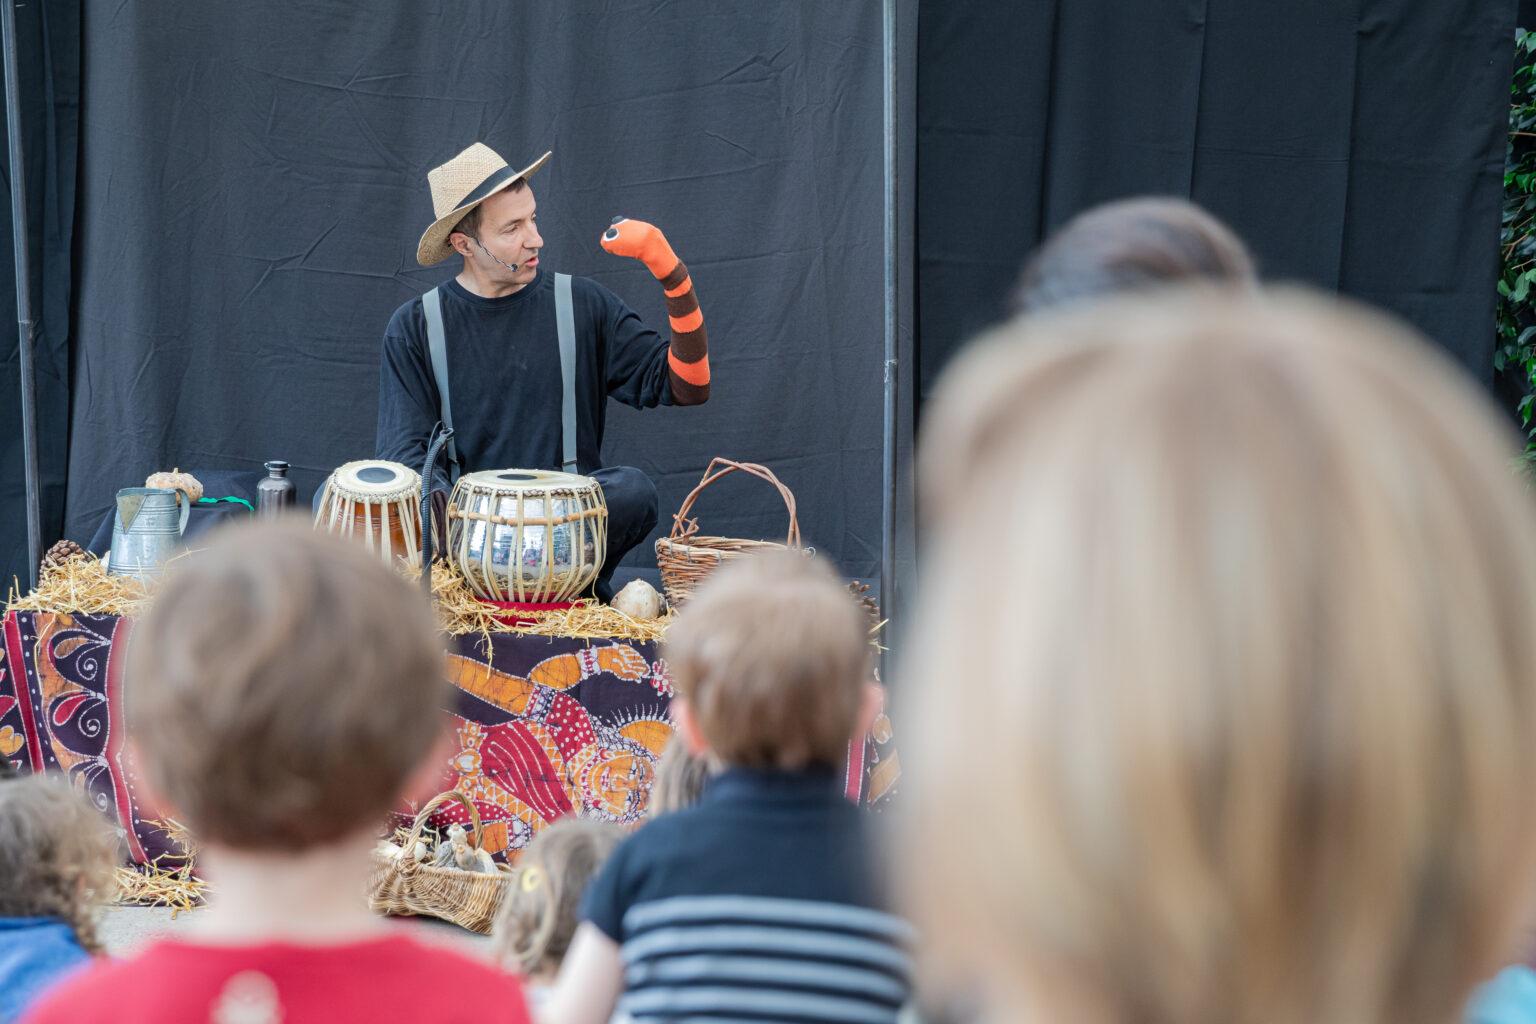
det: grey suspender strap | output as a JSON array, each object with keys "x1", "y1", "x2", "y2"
[
  {"x1": 421, "y1": 286, "x2": 460, "y2": 477},
  {"x1": 424, "y1": 277, "x2": 576, "y2": 475},
  {"x1": 555, "y1": 272, "x2": 577, "y2": 470}
]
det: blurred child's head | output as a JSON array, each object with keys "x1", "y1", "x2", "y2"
[
  {"x1": 648, "y1": 735, "x2": 713, "y2": 816},
  {"x1": 0, "y1": 776, "x2": 116, "y2": 952},
  {"x1": 493, "y1": 817, "x2": 626, "y2": 980},
  {"x1": 664, "y1": 550, "x2": 870, "y2": 770},
  {"x1": 126, "y1": 519, "x2": 447, "y2": 852},
  {"x1": 1013, "y1": 197, "x2": 1255, "y2": 316},
  {"x1": 907, "y1": 289, "x2": 1536, "y2": 1024}
]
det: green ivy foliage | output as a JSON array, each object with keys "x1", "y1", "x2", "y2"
[{"x1": 1498, "y1": 28, "x2": 1536, "y2": 450}]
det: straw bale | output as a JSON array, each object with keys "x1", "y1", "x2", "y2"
[{"x1": 7, "y1": 555, "x2": 156, "y2": 617}]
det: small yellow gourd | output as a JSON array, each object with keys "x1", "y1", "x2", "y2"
[{"x1": 144, "y1": 468, "x2": 204, "y2": 504}]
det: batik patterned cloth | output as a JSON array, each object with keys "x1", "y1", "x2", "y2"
[
  {"x1": 414, "y1": 637, "x2": 676, "y2": 860},
  {"x1": 0, "y1": 611, "x2": 176, "y2": 865},
  {"x1": 0, "y1": 610, "x2": 899, "y2": 867}
]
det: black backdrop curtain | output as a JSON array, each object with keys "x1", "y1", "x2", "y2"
[
  {"x1": 58, "y1": 0, "x2": 890, "y2": 581},
  {"x1": 917, "y1": 0, "x2": 1517, "y2": 405},
  {"x1": 0, "y1": 0, "x2": 77, "y2": 587},
  {"x1": 0, "y1": 1, "x2": 1520, "y2": 589}
]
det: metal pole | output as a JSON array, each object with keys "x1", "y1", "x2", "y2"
[
  {"x1": 879, "y1": 0, "x2": 899, "y2": 675},
  {"x1": 1, "y1": 0, "x2": 42, "y2": 590}
]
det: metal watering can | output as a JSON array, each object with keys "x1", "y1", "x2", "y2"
[{"x1": 108, "y1": 487, "x2": 192, "y2": 581}]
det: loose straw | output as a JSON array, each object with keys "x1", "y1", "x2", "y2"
[
  {"x1": 113, "y1": 818, "x2": 209, "y2": 916},
  {"x1": 420, "y1": 561, "x2": 672, "y2": 647},
  {"x1": 8, "y1": 555, "x2": 155, "y2": 617}
]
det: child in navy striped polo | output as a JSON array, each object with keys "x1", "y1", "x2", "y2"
[{"x1": 542, "y1": 550, "x2": 908, "y2": 1024}]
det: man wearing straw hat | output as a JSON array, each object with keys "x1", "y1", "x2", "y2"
[{"x1": 376, "y1": 142, "x2": 711, "y2": 603}]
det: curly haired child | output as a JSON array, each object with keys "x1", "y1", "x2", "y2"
[{"x1": 0, "y1": 775, "x2": 115, "y2": 1020}]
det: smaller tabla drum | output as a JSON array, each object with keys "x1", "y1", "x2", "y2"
[
  {"x1": 314, "y1": 460, "x2": 423, "y2": 567},
  {"x1": 447, "y1": 469, "x2": 608, "y2": 603}
]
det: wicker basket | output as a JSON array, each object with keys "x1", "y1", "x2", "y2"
[
  {"x1": 655, "y1": 459, "x2": 803, "y2": 610},
  {"x1": 367, "y1": 790, "x2": 512, "y2": 934}
]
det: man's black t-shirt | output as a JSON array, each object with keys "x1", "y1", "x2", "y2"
[{"x1": 375, "y1": 268, "x2": 674, "y2": 489}]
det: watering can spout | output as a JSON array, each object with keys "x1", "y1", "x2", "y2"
[
  {"x1": 116, "y1": 491, "x2": 147, "y2": 532},
  {"x1": 108, "y1": 487, "x2": 192, "y2": 581}
]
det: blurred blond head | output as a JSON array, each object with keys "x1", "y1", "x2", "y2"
[
  {"x1": 904, "y1": 289, "x2": 1536, "y2": 1024},
  {"x1": 648, "y1": 734, "x2": 714, "y2": 817},
  {"x1": 664, "y1": 549, "x2": 870, "y2": 769},
  {"x1": 493, "y1": 817, "x2": 625, "y2": 980}
]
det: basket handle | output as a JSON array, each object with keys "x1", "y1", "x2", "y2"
[
  {"x1": 399, "y1": 789, "x2": 484, "y2": 856},
  {"x1": 669, "y1": 458, "x2": 801, "y2": 549}
]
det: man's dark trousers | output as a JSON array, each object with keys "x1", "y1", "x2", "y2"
[{"x1": 589, "y1": 465, "x2": 659, "y2": 603}]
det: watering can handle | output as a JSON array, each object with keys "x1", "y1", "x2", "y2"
[{"x1": 177, "y1": 489, "x2": 193, "y2": 536}]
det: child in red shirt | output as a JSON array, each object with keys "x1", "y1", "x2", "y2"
[{"x1": 26, "y1": 521, "x2": 531, "y2": 1024}]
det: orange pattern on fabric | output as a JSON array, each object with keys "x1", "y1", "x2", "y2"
[
  {"x1": 28, "y1": 615, "x2": 92, "y2": 777},
  {"x1": 868, "y1": 753, "x2": 902, "y2": 803},
  {"x1": 446, "y1": 655, "x2": 541, "y2": 715},
  {"x1": 595, "y1": 645, "x2": 651, "y2": 681},
  {"x1": 528, "y1": 653, "x2": 583, "y2": 690},
  {"x1": 619, "y1": 718, "x2": 674, "y2": 756}
]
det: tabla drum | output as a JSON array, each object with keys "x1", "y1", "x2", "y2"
[
  {"x1": 446, "y1": 469, "x2": 608, "y2": 603},
  {"x1": 314, "y1": 460, "x2": 423, "y2": 567}
]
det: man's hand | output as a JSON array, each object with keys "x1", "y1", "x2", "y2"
[{"x1": 601, "y1": 217, "x2": 679, "y2": 280}]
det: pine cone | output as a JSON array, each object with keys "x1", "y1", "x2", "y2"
[{"x1": 41, "y1": 539, "x2": 85, "y2": 574}]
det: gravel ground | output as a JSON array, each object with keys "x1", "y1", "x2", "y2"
[{"x1": 95, "y1": 904, "x2": 495, "y2": 960}]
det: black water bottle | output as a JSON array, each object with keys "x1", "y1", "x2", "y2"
[{"x1": 257, "y1": 460, "x2": 296, "y2": 518}]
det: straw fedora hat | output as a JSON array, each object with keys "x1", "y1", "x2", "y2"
[{"x1": 416, "y1": 143, "x2": 552, "y2": 266}]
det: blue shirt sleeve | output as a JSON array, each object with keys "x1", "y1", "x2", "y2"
[
  {"x1": 578, "y1": 833, "x2": 634, "y2": 944},
  {"x1": 1468, "y1": 966, "x2": 1536, "y2": 1024}
]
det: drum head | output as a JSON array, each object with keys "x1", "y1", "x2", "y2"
[
  {"x1": 458, "y1": 468, "x2": 595, "y2": 490},
  {"x1": 328, "y1": 460, "x2": 421, "y2": 502}
]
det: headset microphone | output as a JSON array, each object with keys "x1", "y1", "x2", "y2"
[{"x1": 474, "y1": 237, "x2": 520, "y2": 273}]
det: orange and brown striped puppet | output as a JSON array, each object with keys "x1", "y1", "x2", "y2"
[{"x1": 600, "y1": 218, "x2": 710, "y2": 405}]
